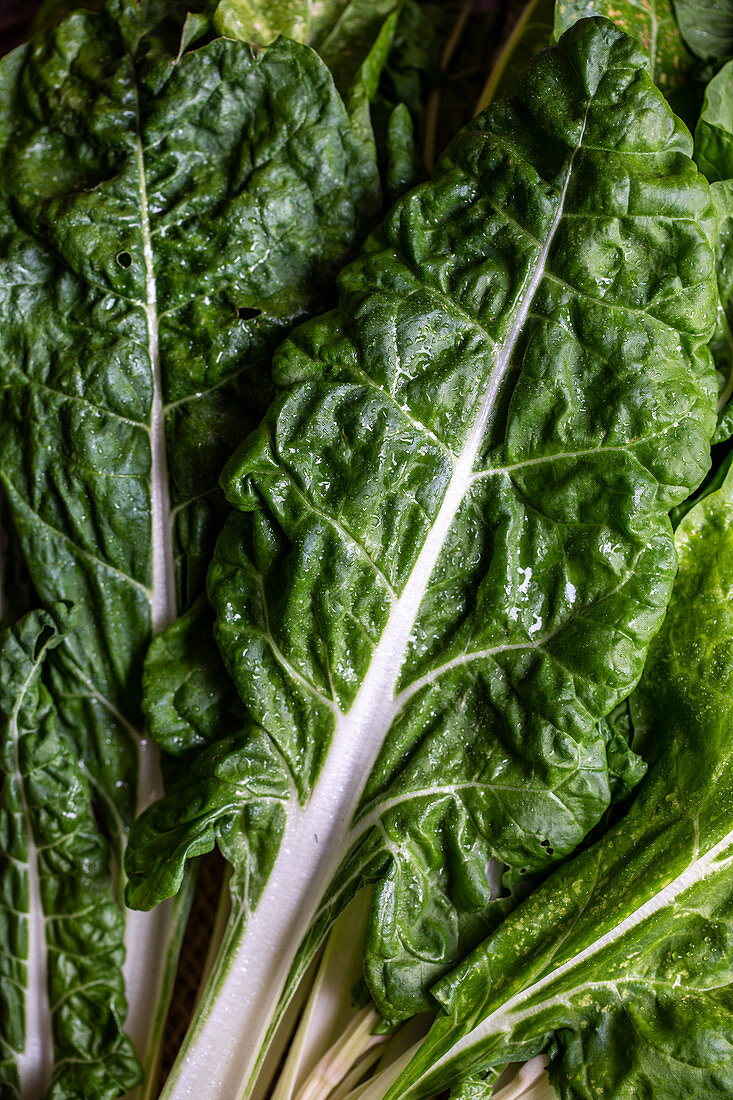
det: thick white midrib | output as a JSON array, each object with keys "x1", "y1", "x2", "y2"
[
  {"x1": 12, "y1": 661, "x2": 53, "y2": 1100},
  {"x1": 134, "y1": 131, "x2": 176, "y2": 638},
  {"x1": 164, "y1": 139, "x2": 581, "y2": 1100},
  {"x1": 427, "y1": 823, "x2": 733, "y2": 1078},
  {"x1": 122, "y1": 124, "x2": 178, "y2": 1091}
]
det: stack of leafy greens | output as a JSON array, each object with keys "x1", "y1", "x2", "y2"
[{"x1": 4, "y1": 1, "x2": 733, "y2": 1099}]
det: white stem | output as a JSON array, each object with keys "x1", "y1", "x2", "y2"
[
  {"x1": 250, "y1": 952, "x2": 323, "y2": 1100},
  {"x1": 272, "y1": 891, "x2": 372, "y2": 1100},
  {"x1": 121, "y1": 900, "x2": 178, "y2": 1084},
  {"x1": 163, "y1": 122, "x2": 583, "y2": 1100},
  {"x1": 492, "y1": 1057, "x2": 552, "y2": 1100},
  {"x1": 339, "y1": 1047, "x2": 419, "y2": 1100},
  {"x1": 121, "y1": 97, "x2": 180, "y2": 1096},
  {"x1": 326, "y1": 1046, "x2": 389, "y2": 1100},
  {"x1": 11, "y1": 660, "x2": 53, "y2": 1099},
  {"x1": 134, "y1": 129, "x2": 176, "y2": 640}
]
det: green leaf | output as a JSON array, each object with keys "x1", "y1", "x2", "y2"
[
  {"x1": 142, "y1": 596, "x2": 244, "y2": 759},
  {"x1": 213, "y1": 0, "x2": 311, "y2": 46},
  {"x1": 696, "y1": 60, "x2": 733, "y2": 181},
  {"x1": 0, "y1": 606, "x2": 139, "y2": 1100},
  {"x1": 710, "y1": 181, "x2": 733, "y2": 440},
  {"x1": 554, "y1": 0, "x2": 697, "y2": 94},
  {"x1": 214, "y1": 0, "x2": 403, "y2": 98},
  {"x1": 673, "y1": 0, "x2": 733, "y2": 60},
  {"x1": 388, "y1": 458, "x2": 733, "y2": 1100},
  {"x1": 128, "y1": 18, "x2": 718, "y2": 1100},
  {"x1": 383, "y1": 102, "x2": 420, "y2": 199},
  {"x1": 33, "y1": 0, "x2": 105, "y2": 33},
  {"x1": 0, "y1": 0, "x2": 384, "y2": 1077},
  {"x1": 695, "y1": 69, "x2": 733, "y2": 438}
]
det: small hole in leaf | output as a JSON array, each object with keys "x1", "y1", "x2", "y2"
[
  {"x1": 33, "y1": 625, "x2": 55, "y2": 661},
  {"x1": 117, "y1": 251, "x2": 132, "y2": 268},
  {"x1": 237, "y1": 306, "x2": 261, "y2": 321},
  {"x1": 540, "y1": 840, "x2": 554, "y2": 856}
]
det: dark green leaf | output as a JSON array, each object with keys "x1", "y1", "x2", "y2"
[
  {"x1": 213, "y1": 0, "x2": 403, "y2": 99},
  {"x1": 0, "y1": 0, "x2": 384, "y2": 1075},
  {"x1": 696, "y1": 60, "x2": 733, "y2": 181},
  {"x1": 128, "y1": 19, "x2": 718, "y2": 1099},
  {"x1": 388, "y1": 452, "x2": 733, "y2": 1100},
  {"x1": 0, "y1": 606, "x2": 139, "y2": 1099},
  {"x1": 673, "y1": 0, "x2": 733, "y2": 60}
]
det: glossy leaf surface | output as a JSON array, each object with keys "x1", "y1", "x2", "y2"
[
  {"x1": 213, "y1": 0, "x2": 402, "y2": 97},
  {"x1": 673, "y1": 0, "x2": 733, "y2": 60},
  {"x1": 554, "y1": 0, "x2": 696, "y2": 94},
  {"x1": 388, "y1": 448, "x2": 733, "y2": 1100},
  {"x1": 696, "y1": 60, "x2": 733, "y2": 182},
  {"x1": 0, "y1": 607, "x2": 139, "y2": 1099},
  {"x1": 0, "y1": 0, "x2": 384, "y2": 1076},
  {"x1": 127, "y1": 18, "x2": 717, "y2": 1100},
  {"x1": 695, "y1": 65, "x2": 733, "y2": 441}
]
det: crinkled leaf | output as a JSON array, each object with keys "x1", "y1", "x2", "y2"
[
  {"x1": 388, "y1": 462, "x2": 733, "y2": 1100},
  {"x1": 127, "y1": 19, "x2": 717, "y2": 1099},
  {"x1": 0, "y1": 606, "x2": 139, "y2": 1100},
  {"x1": 142, "y1": 596, "x2": 243, "y2": 759},
  {"x1": 0, "y1": 0, "x2": 384, "y2": 1073},
  {"x1": 449, "y1": 1072, "x2": 500, "y2": 1099},
  {"x1": 0, "y1": 0, "x2": 380, "y2": 833},
  {"x1": 127, "y1": 728, "x2": 291, "y2": 908},
  {"x1": 695, "y1": 66, "x2": 733, "y2": 439},
  {"x1": 673, "y1": 0, "x2": 733, "y2": 60}
]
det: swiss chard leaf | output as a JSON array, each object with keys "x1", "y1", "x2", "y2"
[
  {"x1": 696, "y1": 59, "x2": 733, "y2": 182},
  {"x1": 213, "y1": 0, "x2": 403, "y2": 99},
  {"x1": 0, "y1": 606, "x2": 139, "y2": 1100},
  {"x1": 695, "y1": 66, "x2": 733, "y2": 441},
  {"x1": 0, "y1": 0, "x2": 386, "y2": 1077},
  {"x1": 673, "y1": 0, "x2": 733, "y2": 61},
  {"x1": 127, "y1": 18, "x2": 717, "y2": 1100},
  {"x1": 554, "y1": 0, "x2": 698, "y2": 112},
  {"x1": 388, "y1": 455, "x2": 733, "y2": 1100}
]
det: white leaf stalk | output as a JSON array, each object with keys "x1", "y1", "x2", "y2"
[
  {"x1": 293, "y1": 1007, "x2": 387, "y2": 1100},
  {"x1": 161, "y1": 119, "x2": 584, "y2": 1100},
  {"x1": 12, "y1": 659, "x2": 54, "y2": 1100},
  {"x1": 492, "y1": 1059, "x2": 554, "y2": 1100},
  {"x1": 272, "y1": 891, "x2": 372, "y2": 1100},
  {"x1": 121, "y1": 105, "x2": 189, "y2": 1100}
]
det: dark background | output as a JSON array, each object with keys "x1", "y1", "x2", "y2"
[{"x1": 0, "y1": 0, "x2": 42, "y2": 52}]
